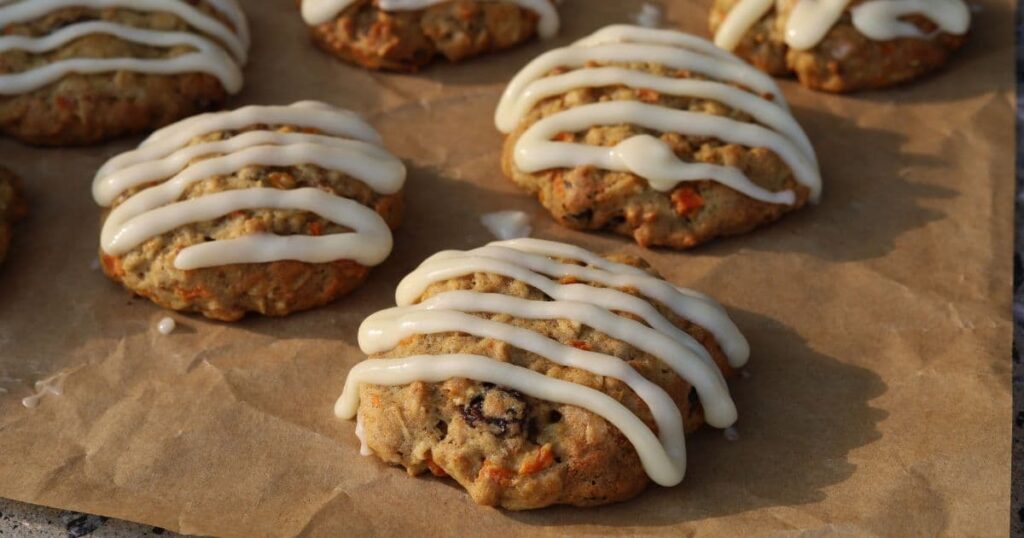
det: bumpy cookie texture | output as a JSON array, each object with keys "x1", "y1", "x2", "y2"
[
  {"x1": 94, "y1": 102, "x2": 405, "y2": 321},
  {"x1": 0, "y1": 167, "x2": 26, "y2": 264},
  {"x1": 343, "y1": 240, "x2": 748, "y2": 509},
  {"x1": 0, "y1": 0, "x2": 248, "y2": 145},
  {"x1": 709, "y1": 0, "x2": 969, "y2": 92},
  {"x1": 496, "y1": 26, "x2": 821, "y2": 249},
  {"x1": 300, "y1": 0, "x2": 552, "y2": 72}
]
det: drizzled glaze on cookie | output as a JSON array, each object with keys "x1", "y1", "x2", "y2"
[
  {"x1": 714, "y1": 0, "x2": 970, "y2": 52},
  {"x1": 495, "y1": 25, "x2": 821, "y2": 206},
  {"x1": 337, "y1": 238, "x2": 748, "y2": 487},
  {"x1": 300, "y1": 0, "x2": 560, "y2": 38},
  {"x1": 93, "y1": 101, "x2": 406, "y2": 270},
  {"x1": 0, "y1": 0, "x2": 249, "y2": 95}
]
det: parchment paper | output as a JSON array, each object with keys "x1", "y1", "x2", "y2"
[{"x1": 0, "y1": 1, "x2": 1014, "y2": 536}]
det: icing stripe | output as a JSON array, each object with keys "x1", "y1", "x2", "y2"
[
  {"x1": 147, "y1": 189, "x2": 394, "y2": 269},
  {"x1": 712, "y1": 0, "x2": 774, "y2": 51},
  {"x1": 497, "y1": 67, "x2": 815, "y2": 166},
  {"x1": 300, "y1": 0, "x2": 560, "y2": 39},
  {"x1": 495, "y1": 25, "x2": 819, "y2": 206},
  {"x1": 336, "y1": 354, "x2": 689, "y2": 486},
  {"x1": 398, "y1": 243, "x2": 750, "y2": 367},
  {"x1": 94, "y1": 133, "x2": 387, "y2": 206},
  {"x1": 94, "y1": 102, "x2": 405, "y2": 270},
  {"x1": 0, "y1": 22, "x2": 242, "y2": 95},
  {"x1": 515, "y1": 101, "x2": 819, "y2": 204},
  {"x1": 497, "y1": 42, "x2": 785, "y2": 125},
  {"x1": 0, "y1": 0, "x2": 248, "y2": 63},
  {"x1": 715, "y1": 0, "x2": 970, "y2": 52},
  {"x1": 0, "y1": 0, "x2": 248, "y2": 95},
  {"x1": 360, "y1": 292, "x2": 735, "y2": 425},
  {"x1": 101, "y1": 142, "x2": 404, "y2": 253},
  {"x1": 485, "y1": 238, "x2": 654, "y2": 278}
]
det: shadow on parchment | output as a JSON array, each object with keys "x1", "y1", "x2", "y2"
[
  {"x1": 690, "y1": 105, "x2": 956, "y2": 262},
  {"x1": 503, "y1": 308, "x2": 887, "y2": 528}
]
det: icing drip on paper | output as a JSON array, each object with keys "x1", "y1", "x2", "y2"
[
  {"x1": 480, "y1": 210, "x2": 531, "y2": 240},
  {"x1": 495, "y1": 25, "x2": 821, "y2": 205},
  {"x1": 300, "y1": 0, "x2": 560, "y2": 39},
  {"x1": 0, "y1": 0, "x2": 249, "y2": 95},
  {"x1": 337, "y1": 238, "x2": 748, "y2": 487},
  {"x1": 714, "y1": 0, "x2": 970, "y2": 52},
  {"x1": 21, "y1": 370, "x2": 74, "y2": 409},
  {"x1": 157, "y1": 317, "x2": 177, "y2": 335},
  {"x1": 93, "y1": 101, "x2": 406, "y2": 270}
]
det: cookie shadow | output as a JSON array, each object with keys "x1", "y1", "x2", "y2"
[
  {"x1": 504, "y1": 308, "x2": 887, "y2": 527},
  {"x1": 691, "y1": 105, "x2": 955, "y2": 262}
]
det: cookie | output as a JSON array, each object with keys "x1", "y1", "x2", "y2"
[
  {"x1": 299, "y1": 0, "x2": 559, "y2": 72},
  {"x1": 496, "y1": 25, "x2": 822, "y2": 249},
  {"x1": 93, "y1": 101, "x2": 406, "y2": 321},
  {"x1": 710, "y1": 0, "x2": 970, "y2": 92},
  {"x1": 0, "y1": 166, "x2": 26, "y2": 264},
  {"x1": 336, "y1": 238, "x2": 749, "y2": 509},
  {"x1": 0, "y1": 0, "x2": 249, "y2": 146}
]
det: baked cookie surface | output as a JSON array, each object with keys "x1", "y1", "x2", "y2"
[
  {"x1": 337, "y1": 239, "x2": 749, "y2": 509},
  {"x1": 496, "y1": 25, "x2": 821, "y2": 249},
  {"x1": 93, "y1": 101, "x2": 406, "y2": 321},
  {"x1": 710, "y1": 0, "x2": 970, "y2": 92},
  {"x1": 0, "y1": 166, "x2": 26, "y2": 264},
  {"x1": 0, "y1": 0, "x2": 249, "y2": 145},
  {"x1": 299, "y1": 0, "x2": 559, "y2": 71}
]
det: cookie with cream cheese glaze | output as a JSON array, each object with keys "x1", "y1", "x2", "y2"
[
  {"x1": 496, "y1": 25, "x2": 822, "y2": 249},
  {"x1": 0, "y1": 0, "x2": 249, "y2": 145},
  {"x1": 337, "y1": 238, "x2": 749, "y2": 509},
  {"x1": 709, "y1": 0, "x2": 970, "y2": 92},
  {"x1": 93, "y1": 101, "x2": 406, "y2": 321},
  {"x1": 298, "y1": 0, "x2": 559, "y2": 72}
]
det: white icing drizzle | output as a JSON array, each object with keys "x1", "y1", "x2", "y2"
[
  {"x1": 300, "y1": 0, "x2": 560, "y2": 39},
  {"x1": 0, "y1": 0, "x2": 248, "y2": 95},
  {"x1": 398, "y1": 239, "x2": 749, "y2": 366},
  {"x1": 157, "y1": 316, "x2": 176, "y2": 335},
  {"x1": 336, "y1": 239, "x2": 748, "y2": 486},
  {"x1": 634, "y1": 3, "x2": 664, "y2": 28},
  {"x1": 715, "y1": 0, "x2": 970, "y2": 52},
  {"x1": 480, "y1": 210, "x2": 531, "y2": 240},
  {"x1": 93, "y1": 101, "x2": 406, "y2": 270},
  {"x1": 354, "y1": 413, "x2": 372, "y2": 456},
  {"x1": 495, "y1": 25, "x2": 821, "y2": 205},
  {"x1": 338, "y1": 354, "x2": 692, "y2": 486},
  {"x1": 21, "y1": 369, "x2": 75, "y2": 409}
]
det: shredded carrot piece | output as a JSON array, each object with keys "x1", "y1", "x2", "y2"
[
  {"x1": 101, "y1": 255, "x2": 124, "y2": 277},
  {"x1": 308, "y1": 222, "x2": 323, "y2": 236},
  {"x1": 426, "y1": 456, "x2": 448, "y2": 477},
  {"x1": 519, "y1": 445, "x2": 555, "y2": 476},
  {"x1": 671, "y1": 187, "x2": 705, "y2": 217},
  {"x1": 637, "y1": 88, "x2": 660, "y2": 103},
  {"x1": 178, "y1": 286, "x2": 211, "y2": 300},
  {"x1": 480, "y1": 461, "x2": 513, "y2": 486},
  {"x1": 570, "y1": 341, "x2": 591, "y2": 351}
]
